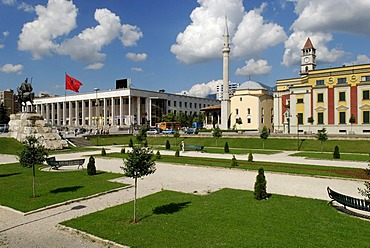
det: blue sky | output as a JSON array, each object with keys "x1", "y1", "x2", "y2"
[{"x1": 1, "y1": 0, "x2": 370, "y2": 97}]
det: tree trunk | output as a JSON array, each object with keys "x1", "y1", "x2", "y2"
[
  {"x1": 32, "y1": 165, "x2": 36, "y2": 198},
  {"x1": 134, "y1": 177, "x2": 137, "y2": 223}
]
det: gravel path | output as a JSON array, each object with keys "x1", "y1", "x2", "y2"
[{"x1": 1, "y1": 147, "x2": 369, "y2": 247}]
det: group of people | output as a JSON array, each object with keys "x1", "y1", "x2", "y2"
[{"x1": 89, "y1": 128, "x2": 109, "y2": 135}]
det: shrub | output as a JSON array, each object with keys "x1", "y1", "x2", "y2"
[
  {"x1": 175, "y1": 149, "x2": 180, "y2": 157},
  {"x1": 224, "y1": 142, "x2": 229, "y2": 153},
  {"x1": 248, "y1": 152, "x2": 253, "y2": 162},
  {"x1": 156, "y1": 150, "x2": 161, "y2": 159},
  {"x1": 143, "y1": 140, "x2": 148, "y2": 147},
  {"x1": 231, "y1": 155, "x2": 238, "y2": 167},
  {"x1": 333, "y1": 145, "x2": 340, "y2": 159},
  {"x1": 165, "y1": 140, "x2": 170, "y2": 150},
  {"x1": 87, "y1": 156, "x2": 96, "y2": 175},
  {"x1": 101, "y1": 147, "x2": 106, "y2": 156},
  {"x1": 254, "y1": 168, "x2": 267, "y2": 200},
  {"x1": 129, "y1": 138, "x2": 133, "y2": 147},
  {"x1": 121, "y1": 147, "x2": 125, "y2": 154}
]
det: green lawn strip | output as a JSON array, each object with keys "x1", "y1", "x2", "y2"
[
  {"x1": 0, "y1": 163, "x2": 126, "y2": 212},
  {"x1": 49, "y1": 146, "x2": 101, "y2": 155},
  {"x1": 202, "y1": 147, "x2": 279, "y2": 155},
  {"x1": 0, "y1": 138, "x2": 23, "y2": 155},
  {"x1": 61, "y1": 189, "x2": 370, "y2": 247},
  {"x1": 87, "y1": 136, "x2": 370, "y2": 154},
  {"x1": 104, "y1": 152, "x2": 368, "y2": 179},
  {"x1": 291, "y1": 151, "x2": 370, "y2": 162}
]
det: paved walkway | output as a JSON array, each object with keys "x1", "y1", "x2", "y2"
[{"x1": 0, "y1": 147, "x2": 369, "y2": 247}]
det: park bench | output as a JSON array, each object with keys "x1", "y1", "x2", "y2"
[
  {"x1": 46, "y1": 156, "x2": 85, "y2": 170},
  {"x1": 184, "y1": 144, "x2": 204, "y2": 152},
  {"x1": 327, "y1": 187, "x2": 370, "y2": 212}
]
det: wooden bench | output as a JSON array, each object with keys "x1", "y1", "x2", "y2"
[
  {"x1": 184, "y1": 144, "x2": 204, "y2": 152},
  {"x1": 327, "y1": 187, "x2": 370, "y2": 212},
  {"x1": 46, "y1": 156, "x2": 85, "y2": 170}
]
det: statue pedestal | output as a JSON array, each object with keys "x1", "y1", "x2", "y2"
[{"x1": 9, "y1": 113, "x2": 68, "y2": 150}]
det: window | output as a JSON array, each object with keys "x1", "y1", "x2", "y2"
[
  {"x1": 297, "y1": 113, "x2": 303, "y2": 125},
  {"x1": 168, "y1": 100, "x2": 171, "y2": 106},
  {"x1": 317, "y1": 112, "x2": 324, "y2": 124},
  {"x1": 316, "y1": 80, "x2": 324, "y2": 86},
  {"x1": 247, "y1": 118, "x2": 251, "y2": 123},
  {"x1": 194, "y1": 103, "x2": 197, "y2": 108},
  {"x1": 179, "y1": 101, "x2": 182, "y2": 107},
  {"x1": 339, "y1": 92, "x2": 346, "y2": 101},
  {"x1": 364, "y1": 111, "x2": 370, "y2": 124},
  {"x1": 247, "y1": 108, "x2": 251, "y2": 115},
  {"x1": 317, "y1": 93, "x2": 324, "y2": 102},
  {"x1": 174, "y1": 101, "x2": 177, "y2": 107},
  {"x1": 339, "y1": 112, "x2": 346, "y2": 124},
  {"x1": 184, "y1": 102, "x2": 187, "y2": 108},
  {"x1": 190, "y1": 103, "x2": 192, "y2": 108},
  {"x1": 236, "y1": 109, "x2": 239, "y2": 115},
  {"x1": 297, "y1": 98, "x2": 304, "y2": 104},
  {"x1": 361, "y1": 76, "x2": 370, "y2": 82},
  {"x1": 337, "y1": 78, "x2": 347, "y2": 84},
  {"x1": 363, "y1": 90, "x2": 370, "y2": 100},
  {"x1": 240, "y1": 97, "x2": 242, "y2": 101}
]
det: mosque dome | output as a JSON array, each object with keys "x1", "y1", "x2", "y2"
[{"x1": 237, "y1": 80, "x2": 266, "y2": 90}]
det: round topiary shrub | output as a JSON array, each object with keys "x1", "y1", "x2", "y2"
[{"x1": 87, "y1": 156, "x2": 96, "y2": 175}]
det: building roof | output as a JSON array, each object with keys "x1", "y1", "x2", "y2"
[
  {"x1": 302, "y1": 37, "x2": 315, "y2": 50},
  {"x1": 237, "y1": 80, "x2": 266, "y2": 90}
]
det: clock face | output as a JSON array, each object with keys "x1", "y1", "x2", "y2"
[{"x1": 304, "y1": 57, "x2": 310, "y2": 63}]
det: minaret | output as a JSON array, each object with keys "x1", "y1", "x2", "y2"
[{"x1": 220, "y1": 17, "x2": 230, "y2": 130}]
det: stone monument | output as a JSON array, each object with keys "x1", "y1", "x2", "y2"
[{"x1": 8, "y1": 78, "x2": 68, "y2": 150}]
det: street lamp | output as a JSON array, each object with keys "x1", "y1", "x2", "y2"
[
  {"x1": 94, "y1": 88, "x2": 100, "y2": 146},
  {"x1": 296, "y1": 114, "x2": 300, "y2": 151}
]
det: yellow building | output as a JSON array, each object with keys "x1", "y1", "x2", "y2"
[
  {"x1": 230, "y1": 81, "x2": 273, "y2": 131},
  {"x1": 274, "y1": 38, "x2": 370, "y2": 134}
]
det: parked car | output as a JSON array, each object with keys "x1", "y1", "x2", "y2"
[
  {"x1": 162, "y1": 129, "x2": 175, "y2": 134},
  {"x1": 0, "y1": 125, "x2": 8, "y2": 133},
  {"x1": 146, "y1": 128, "x2": 160, "y2": 134},
  {"x1": 184, "y1": 128, "x2": 198, "y2": 134}
]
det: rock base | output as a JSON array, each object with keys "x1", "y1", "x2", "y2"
[{"x1": 8, "y1": 113, "x2": 68, "y2": 150}]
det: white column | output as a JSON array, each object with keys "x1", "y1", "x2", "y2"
[
  {"x1": 149, "y1": 98, "x2": 152, "y2": 127},
  {"x1": 111, "y1": 97, "x2": 115, "y2": 125},
  {"x1": 62, "y1": 102, "x2": 66, "y2": 126},
  {"x1": 68, "y1": 101, "x2": 73, "y2": 126},
  {"x1": 81, "y1": 100, "x2": 85, "y2": 126},
  {"x1": 46, "y1": 104, "x2": 50, "y2": 125},
  {"x1": 103, "y1": 98, "x2": 107, "y2": 126},
  {"x1": 137, "y1": 97, "x2": 141, "y2": 125},
  {"x1": 119, "y1": 96, "x2": 123, "y2": 126},
  {"x1": 88, "y1": 99, "x2": 92, "y2": 126},
  {"x1": 51, "y1": 103, "x2": 55, "y2": 126},
  {"x1": 128, "y1": 95, "x2": 131, "y2": 126},
  {"x1": 75, "y1": 100, "x2": 79, "y2": 126},
  {"x1": 56, "y1": 103, "x2": 60, "y2": 126}
]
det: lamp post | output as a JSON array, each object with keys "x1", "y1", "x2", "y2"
[
  {"x1": 296, "y1": 114, "x2": 300, "y2": 151},
  {"x1": 94, "y1": 88, "x2": 100, "y2": 146}
]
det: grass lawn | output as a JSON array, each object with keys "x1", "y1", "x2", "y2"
[
  {"x1": 103, "y1": 152, "x2": 370, "y2": 180},
  {"x1": 62, "y1": 189, "x2": 370, "y2": 247},
  {"x1": 88, "y1": 135, "x2": 370, "y2": 154},
  {"x1": 291, "y1": 152, "x2": 370, "y2": 162},
  {"x1": 0, "y1": 163, "x2": 126, "y2": 212}
]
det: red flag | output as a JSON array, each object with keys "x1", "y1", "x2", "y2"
[{"x1": 66, "y1": 74, "x2": 83, "y2": 92}]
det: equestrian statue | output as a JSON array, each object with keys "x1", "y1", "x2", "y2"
[{"x1": 17, "y1": 78, "x2": 35, "y2": 112}]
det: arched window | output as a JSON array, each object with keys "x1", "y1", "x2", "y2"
[
  {"x1": 236, "y1": 108, "x2": 239, "y2": 115},
  {"x1": 247, "y1": 108, "x2": 251, "y2": 115}
]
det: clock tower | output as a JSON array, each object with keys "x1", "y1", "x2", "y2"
[{"x1": 300, "y1": 37, "x2": 316, "y2": 76}]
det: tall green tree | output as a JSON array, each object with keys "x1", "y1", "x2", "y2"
[
  {"x1": 260, "y1": 126, "x2": 269, "y2": 149},
  {"x1": 17, "y1": 136, "x2": 48, "y2": 198},
  {"x1": 136, "y1": 126, "x2": 147, "y2": 146},
  {"x1": 0, "y1": 102, "x2": 10, "y2": 125},
  {"x1": 316, "y1": 128, "x2": 328, "y2": 152},
  {"x1": 121, "y1": 146, "x2": 156, "y2": 223},
  {"x1": 254, "y1": 168, "x2": 267, "y2": 200},
  {"x1": 212, "y1": 126, "x2": 222, "y2": 147}
]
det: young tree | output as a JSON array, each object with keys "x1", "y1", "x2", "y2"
[
  {"x1": 121, "y1": 146, "x2": 156, "y2": 223},
  {"x1": 101, "y1": 147, "x2": 106, "y2": 156},
  {"x1": 333, "y1": 145, "x2": 340, "y2": 159},
  {"x1": 260, "y1": 126, "x2": 269, "y2": 149},
  {"x1": 254, "y1": 168, "x2": 267, "y2": 200},
  {"x1": 0, "y1": 102, "x2": 10, "y2": 125},
  {"x1": 156, "y1": 150, "x2": 161, "y2": 160},
  {"x1": 307, "y1": 117, "x2": 314, "y2": 133},
  {"x1": 224, "y1": 142, "x2": 229, "y2": 153},
  {"x1": 136, "y1": 126, "x2": 147, "y2": 145},
  {"x1": 212, "y1": 126, "x2": 222, "y2": 147},
  {"x1": 173, "y1": 130, "x2": 180, "y2": 146},
  {"x1": 316, "y1": 128, "x2": 328, "y2": 152},
  {"x1": 165, "y1": 140, "x2": 171, "y2": 150},
  {"x1": 129, "y1": 138, "x2": 134, "y2": 147},
  {"x1": 248, "y1": 152, "x2": 253, "y2": 162},
  {"x1": 17, "y1": 136, "x2": 48, "y2": 198},
  {"x1": 231, "y1": 155, "x2": 238, "y2": 167},
  {"x1": 87, "y1": 155, "x2": 97, "y2": 175},
  {"x1": 349, "y1": 115, "x2": 356, "y2": 134}
]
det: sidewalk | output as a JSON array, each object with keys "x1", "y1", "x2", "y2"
[{"x1": 0, "y1": 148, "x2": 369, "y2": 247}]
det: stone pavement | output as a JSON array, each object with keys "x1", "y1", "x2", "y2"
[{"x1": 0, "y1": 147, "x2": 369, "y2": 247}]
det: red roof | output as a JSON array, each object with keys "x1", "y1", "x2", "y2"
[{"x1": 303, "y1": 38, "x2": 315, "y2": 50}]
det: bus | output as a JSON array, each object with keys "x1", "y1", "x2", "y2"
[{"x1": 156, "y1": 122, "x2": 181, "y2": 131}]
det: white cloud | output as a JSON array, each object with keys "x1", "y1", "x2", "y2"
[
  {"x1": 57, "y1": 8, "x2": 121, "y2": 62},
  {"x1": 18, "y1": 0, "x2": 78, "y2": 60},
  {"x1": 344, "y1": 54, "x2": 370, "y2": 66},
  {"x1": 235, "y1": 59, "x2": 272, "y2": 76},
  {"x1": 120, "y1": 24, "x2": 143, "y2": 46},
  {"x1": 18, "y1": 2, "x2": 34, "y2": 12},
  {"x1": 125, "y1": 52, "x2": 147, "y2": 62},
  {"x1": 290, "y1": 0, "x2": 370, "y2": 35},
  {"x1": 1, "y1": 63, "x2": 23, "y2": 74},
  {"x1": 2, "y1": 0, "x2": 16, "y2": 5},
  {"x1": 0, "y1": 44, "x2": 3, "y2": 49},
  {"x1": 171, "y1": 1, "x2": 287, "y2": 64},
  {"x1": 180, "y1": 79, "x2": 222, "y2": 98},
  {"x1": 131, "y1": 67, "x2": 143, "y2": 72},
  {"x1": 232, "y1": 3, "x2": 287, "y2": 58},
  {"x1": 3, "y1": 31, "x2": 9, "y2": 37},
  {"x1": 84, "y1": 63, "x2": 104, "y2": 70}
]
